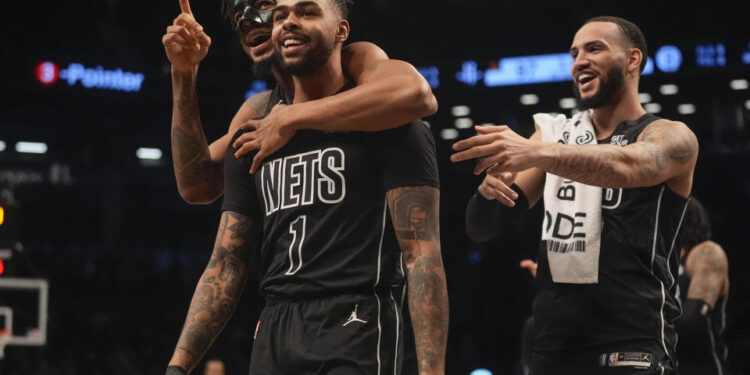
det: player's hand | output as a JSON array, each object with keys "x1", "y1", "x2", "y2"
[
  {"x1": 520, "y1": 259, "x2": 538, "y2": 278},
  {"x1": 162, "y1": 0, "x2": 211, "y2": 73},
  {"x1": 451, "y1": 125, "x2": 541, "y2": 175},
  {"x1": 233, "y1": 104, "x2": 297, "y2": 174},
  {"x1": 478, "y1": 166, "x2": 518, "y2": 207}
]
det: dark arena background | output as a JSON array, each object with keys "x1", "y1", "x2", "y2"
[{"x1": 1, "y1": 0, "x2": 749, "y2": 374}]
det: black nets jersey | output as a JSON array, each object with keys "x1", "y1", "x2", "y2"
[
  {"x1": 533, "y1": 114, "x2": 690, "y2": 359},
  {"x1": 221, "y1": 113, "x2": 439, "y2": 299},
  {"x1": 677, "y1": 256, "x2": 730, "y2": 375}
]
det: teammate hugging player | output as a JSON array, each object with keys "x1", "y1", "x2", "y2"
[
  {"x1": 165, "y1": 0, "x2": 448, "y2": 374},
  {"x1": 162, "y1": 0, "x2": 437, "y2": 205},
  {"x1": 454, "y1": 16, "x2": 698, "y2": 375}
]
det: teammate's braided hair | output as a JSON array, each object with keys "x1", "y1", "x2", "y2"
[{"x1": 585, "y1": 16, "x2": 649, "y2": 73}]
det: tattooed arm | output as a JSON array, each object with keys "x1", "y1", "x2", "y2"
[
  {"x1": 452, "y1": 120, "x2": 698, "y2": 197},
  {"x1": 686, "y1": 241, "x2": 729, "y2": 309},
  {"x1": 536, "y1": 120, "x2": 698, "y2": 195},
  {"x1": 170, "y1": 69, "x2": 269, "y2": 204},
  {"x1": 386, "y1": 186, "x2": 448, "y2": 375},
  {"x1": 168, "y1": 210, "x2": 260, "y2": 372}
]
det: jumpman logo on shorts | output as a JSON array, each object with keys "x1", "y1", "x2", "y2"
[{"x1": 343, "y1": 304, "x2": 368, "y2": 326}]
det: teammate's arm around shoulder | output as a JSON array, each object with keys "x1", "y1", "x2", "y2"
[
  {"x1": 342, "y1": 41, "x2": 438, "y2": 126},
  {"x1": 686, "y1": 241, "x2": 729, "y2": 309},
  {"x1": 168, "y1": 210, "x2": 261, "y2": 373},
  {"x1": 386, "y1": 185, "x2": 448, "y2": 375}
]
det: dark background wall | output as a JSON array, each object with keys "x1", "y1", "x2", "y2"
[{"x1": 0, "y1": 0, "x2": 748, "y2": 374}]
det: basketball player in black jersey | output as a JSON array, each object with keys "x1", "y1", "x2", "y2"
[
  {"x1": 453, "y1": 17, "x2": 698, "y2": 374},
  {"x1": 162, "y1": 0, "x2": 436, "y2": 205},
  {"x1": 675, "y1": 198, "x2": 730, "y2": 375},
  {"x1": 165, "y1": 0, "x2": 448, "y2": 374}
]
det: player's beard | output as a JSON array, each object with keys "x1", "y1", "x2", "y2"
[
  {"x1": 282, "y1": 37, "x2": 334, "y2": 77},
  {"x1": 573, "y1": 64, "x2": 625, "y2": 111}
]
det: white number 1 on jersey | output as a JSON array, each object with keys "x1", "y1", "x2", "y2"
[{"x1": 285, "y1": 215, "x2": 307, "y2": 275}]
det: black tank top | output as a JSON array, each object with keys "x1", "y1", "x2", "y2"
[
  {"x1": 677, "y1": 256, "x2": 730, "y2": 375},
  {"x1": 533, "y1": 114, "x2": 689, "y2": 361},
  {"x1": 263, "y1": 84, "x2": 292, "y2": 116}
]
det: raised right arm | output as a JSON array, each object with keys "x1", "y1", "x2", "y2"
[
  {"x1": 164, "y1": 10, "x2": 269, "y2": 204},
  {"x1": 167, "y1": 210, "x2": 260, "y2": 373}
]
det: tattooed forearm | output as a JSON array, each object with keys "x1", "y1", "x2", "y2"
[
  {"x1": 171, "y1": 71, "x2": 221, "y2": 195},
  {"x1": 541, "y1": 120, "x2": 697, "y2": 189},
  {"x1": 171, "y1": 211, "x2": 259, "y2": 372},
  {"x1": 386, "y1": 186, "x2": 448, "y2": 374}
]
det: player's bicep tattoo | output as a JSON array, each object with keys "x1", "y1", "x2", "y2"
[
  {"x1": 387, "y1": 186, "x2": 440, "y2": 246},
  {"x1": 637, "y1": 121, "x2": 697, "y2": 179}
]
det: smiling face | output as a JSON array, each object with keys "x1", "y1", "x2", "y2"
[
  {"x1": 271, "y1": 0, "x2": 348, "y2": 76},
  {"x1": 569, "y1": 21, "x2": 637, "y2": 109},
  {"x1": 234, "y1": 0, "x2": 277, "y2": 63}
]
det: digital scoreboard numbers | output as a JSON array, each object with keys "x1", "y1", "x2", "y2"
[{"x1": 696, "y1": 43, "x2": 727, "y2": 67}]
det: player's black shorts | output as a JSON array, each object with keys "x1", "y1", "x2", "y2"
[
  {"x1": 249, "y1": 292, "x2": 404, "y2": 375},
  {"x1": 530, "y1": 342, "x2": 676, "y2": 375}
]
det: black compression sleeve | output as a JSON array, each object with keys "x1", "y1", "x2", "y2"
[
  {"x1": 465, "y1": 184, "x2": 529, "y2": 243},
  {"x1": 676, "y1": 298, "x2": 712, "y2": 354},
  {"x1": 165, "y1": 366, "x2": 187, "y2": 375}
]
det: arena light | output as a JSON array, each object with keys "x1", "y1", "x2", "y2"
[
  {"x1": 638, "y1": 93, "x2": 652, "y2": 103},
  {"x1": 559, "y1": 97, "x2": 576, "y2": 109},
  {"x1": 35, "y1": 61, "x2": 60, "y2": 86},
  {"x1": 245, "y1": 80, "x2": 269, "y2": 100},
  {"x1": 455, "y1": 61, "x2": 482, "y2": 86},
  {"x1": 454, "y1": 118, "x2": 474, "y2": 129},
  {"x1": 654, "y1": 45, "x2": 683, "y2": 73},
  {"x1": 440, "y1": 128, "x2": 459, "y2": 140},
  {"x1": 0, "y1": 141, "x2": 5, "y2": 152},
  {"x1": 645, "y1": 103, "x2": 662, "y2": 114},
  {"x1": 15, "y1": 142, "x2": 48, "y2": 154},
  {"x1": 730, "y1": 79, "x2": 748, "y2": 90},
  {"x1": 136, "y1": 148, "x2": 163, "y2": 160},
  {"x1": 520, "y1": 94, "x2": 539, "y2": 106},
  {"x1": 677, "y1": 104, "x2": 696, "y2": 115},
  {"x1": 659, "y1": 84, "x2": 679, "y2": 96},
  {"x1": 417, "y1": 65, "x2": 440, "y2": 89},
  {"x1": 745, "y1": 100, "x2": 750, "y2": 111},
  {"x1": 470, "y1": 369, "x2": 493, "y2": 375},
  {"x1": 451, "y1": 105, "x2": 471, "y2": 117}
]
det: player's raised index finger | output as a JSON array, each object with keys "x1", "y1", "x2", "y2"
[{"x1": 179, "y1": 0, "x2": 192, "y2": 14}]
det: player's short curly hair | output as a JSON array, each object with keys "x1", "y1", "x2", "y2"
[
  {"x1": 585, "y1": 16, "x2": 648, "y2": 73},
  {"x1": 331, "y1": 0, "x2": 353, "y2": 20}
]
